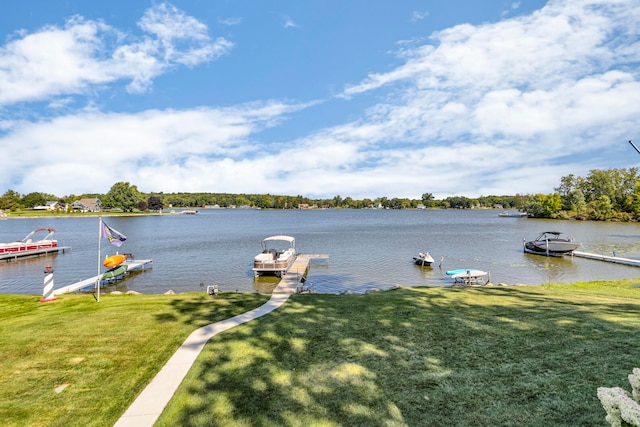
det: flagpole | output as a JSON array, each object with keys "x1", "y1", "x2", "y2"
[{"x1": 97, "y1": 216, "x2": 102, "y2": 302}]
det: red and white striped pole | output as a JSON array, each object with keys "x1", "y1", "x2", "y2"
[{"x1": 40, "y1": 264, "x2": 57, "y2": 302}]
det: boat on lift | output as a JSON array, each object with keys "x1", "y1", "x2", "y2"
[
  {"x1": 253, "y1": 235, "x2": 296, "y2": 277},
  {"x1": 446, "y1": 269, "x2": 489, "y2": 285},
  {"x1": 523, "y1": 231, "x2": 580, "y2": 256}
]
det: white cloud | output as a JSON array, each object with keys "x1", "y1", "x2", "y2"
[
  {"x1": 0, "y1": 17, "x2": 113, "y2": 105},
  {"x1": 329, "y1": 0, "x2": 640, "y2": 197},
  {"x1": 283, "y1": 16, "x2": 299, "y2": 29},
  {"x1": 0, "y1": 100, "x2": 310, "y2": 195},
  {"x1": 0, "y1": 3, "x2": 232, "y2": 104},
  {"x1": 411, "y1": 10, "x2": 429, "y2": 22},
  {"x1": 219, "y1": 17, "x2": 242, "y2": 26},
  {"x1": 137, "y1": 3, "x2": 232, "y2": 67}
]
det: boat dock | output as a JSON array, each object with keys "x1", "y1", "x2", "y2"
[
  {"x1": 569, "y1": 251, "x2": 640, "y2": 267},
  {"x1": 273, "y1": 254, "x2": 329, "y2": 294},
  {"x1": 0, "y1": 246, "x2": 71, "y2": 262},
  {"x1": 53, "y1": 259, "x2": 153, "y2": 295}
]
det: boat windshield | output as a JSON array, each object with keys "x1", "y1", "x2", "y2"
[{"x1": 536, "y1": 232, "x2": 562, "y2": 240}]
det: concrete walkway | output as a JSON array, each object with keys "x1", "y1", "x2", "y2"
[{"x1": 114, "y1": 293, "x2": 291, "y2": 427}]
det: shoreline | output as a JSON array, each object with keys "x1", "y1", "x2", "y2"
[{"x1": 0, "y1": 212, "x2": 164, "y2": 220}]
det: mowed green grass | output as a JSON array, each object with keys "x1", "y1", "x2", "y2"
[
  {"x1": 2, "y1": 281, "x2": 639, "y2": 426},
  {"x1": 0, "y1": 292, "x2": 269, "y2": 427},
  {"x1": 157, "y1": 282, "x2": 640, "y2": 427}
]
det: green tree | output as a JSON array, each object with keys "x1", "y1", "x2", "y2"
[
  {"x1": 421, "y1": 193, "x2": 435, "y2": 207},
  {"x1": 614, "y1": 168, "x2": 639, "y2": 212},
  {"x1": 21, "y1": 192, "x2": 47, "y2": 208},
  {"x1": 566, "y1": 189, "x2": 586, "y2": 214},
  {"x1": 555, "y1": 173, "x2": 578, "y2": 197},
  {"x1": 0, "y1": 190, "x2": 21, "y2": 210},
  {"x1": 106, "y1": 182, "x2": 140, "y2": 212},
  {"x1": 148, "y1": 196, "x2": 163, "y2": 211},
  {"x1": 445, "y1": 196, "x2": 473, "y2": 209},
  {"x1": 582, "y1": 169, "x2": 616, "y2": 204},
  {"x1": 542, "y1": 193, "x2": 563, "y2": 216},
  {"x1": 376, "y1": 197, "x2": 389, "y2": 208},
  {"x1": 235, "y1": 196, "x2": 251, "y2": 207},
  {"x1": 590, "y1": 195, "x2": 614, "y2": 220},
  {"x1": 631, "y1": 182, "x2": 640, "y2": 217}
]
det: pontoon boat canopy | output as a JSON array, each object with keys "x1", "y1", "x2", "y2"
[{"x1": 262, "y1": 235, "x2": 295, "y2": 243}]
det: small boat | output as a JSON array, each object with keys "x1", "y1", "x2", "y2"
[
  {"x1": 413, "y1": 252, "x2": 435, "y2": 266},
  {"x1": 103, "y1": 253, "x2": 128, "y2": 268},
  {"x1": 446, "y1": 269, "x2": 489, "y2": 285},
  {"x1": 524, "y1": 231, "x2": 580, "y2": 256},
  {"x1": 0, "y1": 228, "x2": 58, "y2": 256},
  {"x1": 498, "y1": 211, "x2": 527, "y2": 218},
  {"x1": 253, "y1": 235, "x2": 296, "y2": 277}
]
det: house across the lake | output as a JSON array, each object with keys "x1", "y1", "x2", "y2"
[{"x1": 72, "y1": 198, "x2": 102, "y2": 212}]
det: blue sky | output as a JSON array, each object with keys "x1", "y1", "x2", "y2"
[{"x1": 1, "y1": 0, "x2": 639, "y2": 199}]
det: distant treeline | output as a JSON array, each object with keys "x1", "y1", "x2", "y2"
[{"x1": 2, "y1": 167, "x2": 639, "y2": 221}]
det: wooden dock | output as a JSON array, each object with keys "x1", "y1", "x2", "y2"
[
  {"x1": 570, "y1": 251, "x2": 640, "y2": 267},
  {"x1": 53, "y1": 259, "x2": 153, "y2": 295},
  {"x1": 273, "y1": 254, "x2": 328, "y2": 294},
  {"x1": 0, "y1": 246, "x2": 71, "y2": 262}
]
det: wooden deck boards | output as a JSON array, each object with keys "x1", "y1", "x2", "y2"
[{"x1": 273, "y1": 254, "x2": 328, "y2": 294}]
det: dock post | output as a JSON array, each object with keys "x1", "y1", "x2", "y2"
[{"x1": 40, "y1": 264, "x2": 57, "y2": 302}]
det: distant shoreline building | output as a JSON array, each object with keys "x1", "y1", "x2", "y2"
[{"x1": 71, "y1": 198, "x2": 102, "y2": 212}]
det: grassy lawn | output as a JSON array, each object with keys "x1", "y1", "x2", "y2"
[
  {"x1": 1, "y1": 282, "x2": 639, "y2": 426},
  {"x1": 158, "y1": 281, "x2": 640, "y2": 427},
  {"x1": 0, "y1": 292, "x2": 269, "y2": 427}
]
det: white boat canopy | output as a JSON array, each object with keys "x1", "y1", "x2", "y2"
[{"x1": 262, "y1": 235, "x2": 295, "y2": 243}]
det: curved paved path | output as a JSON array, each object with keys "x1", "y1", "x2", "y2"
[{"x1": 114, "y1": 293, "x2": 291, "y2": 427}]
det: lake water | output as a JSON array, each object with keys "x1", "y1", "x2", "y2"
[{"x1": 2, "y1": 209, "x2": 640, "y2": 295}]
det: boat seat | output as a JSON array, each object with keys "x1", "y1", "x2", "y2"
[{"x1": 255, "y1": 253, "x2": 273, "y2": 262}]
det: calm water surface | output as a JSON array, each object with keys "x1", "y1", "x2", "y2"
[{"x1": 2, "y1": 209, "x2": 640, "y2": 295}]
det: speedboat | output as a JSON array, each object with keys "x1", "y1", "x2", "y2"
[
  {"x1": 0, "y1": 228, "x2": 58, "y2": 256},
  {"x1": 413, "y1": 252, "x2": 435, "y2": 266},
  {"x1": 253, "y1": 235, "x2": 296, "y2": 277},
  {"x1": 524, "y1": 231, "x2": 580, "y2": 256}
]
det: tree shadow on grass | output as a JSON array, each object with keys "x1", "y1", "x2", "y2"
[
  {"x1": 156, "y1": 287, "x2": 640, "y2": 426},
  {"x1": 156, "y1": 293, "x2": 270, "y2": 328}
]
